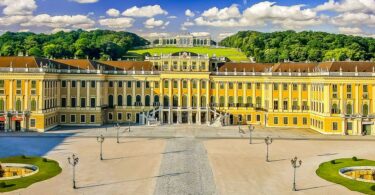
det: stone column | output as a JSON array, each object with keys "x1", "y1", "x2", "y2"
[
  {"x1": 132, "y1": 81, "x2": 136, "y2": 107},
  {"x1": 168, "y1": 79, "x2": 172, "y2": 124},
  {"x1": 215, "y1": 82, "x2": 219, "y2": 106},
  {"x1": 298, "y1": 83, "x2": 302, "y2": 112},
  {"x1": 114, "y1": 81, "x2": 118, "y2": 106},
  {"x1": 159, "y1": 79, "x2": 164, "y2": 123},
  {"x1": 340, "y1": 84, "x2": 344, "y2": 114},
  {"x1": 57, "y1": 81, "x2": 61, "y2": 107},
  {"x1": 324, "y1": 84, "x2": 330, "y2": 114},
  {"x1": 86, "y1": 81, "x2": 90, "y2": 107},
  {"x1": 252, "y1": 82, "x2": 256, "y2": 107},
  {"x1": 355, "y1": 84, "x2": 359, "y2": 114},
  {"x1": 25, "y1": 80, "x2": 29, "y2": 110},
  {"x1": 77, "y1": 80, "x2": 81, "y2": 107},
  {"x1": 150, "y1": 82, "x2": 154, "y2": 106},
  {"x1": 141, "y1": 81, "x2": 145, "y2": 107},
  {"x1": 288, "y1": 83, "x2": 292, "y2": 111},
  {"x1": 234, "y1": 81, "x2": 238, "y2": 105},
  {"x1": 96, "y1": 81, "x2": 101, "y2": 107},
  {"x1": 225, "y1": 82, "x2": 228, "y2": 108},
  {"x1": 178, "y1": 79, "x2": 182, "y2": 107}
]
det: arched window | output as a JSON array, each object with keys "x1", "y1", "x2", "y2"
[
  {"x1": 145, "y1": 95, "x2": 150, "y2": 106},
  {"x1": 192, "y1": 96, "x2": 197, "y2": 107},
  {"x1": 210, "y1": 96, "x2": 215, "y2": 106},
  {"x1": 0, "y1": 99, "x2": 4, "y2": 111},
  {"x1": 127, "y1": 95, "x2": 132, "y2": 106},
  {"x1": 219, "y1": 96, "x2": 225, "y2": 106},
  {"x1": 201, "y1": 96, "x2": 206, "y2": 107},
  {"x1": 136, "y1": 95, "x2": 141, "y2": 106},
  {"x1": 31, "y1": 99, "x2": 37, "y2": 111},
  {"x1": 154, "y1": 95, "x2": 160, "y2": 106},
  {"x1": 332, "y1": 103, "x2": 338, "y2": 114},
  {"x1": 163, "y1": 96, "x2": 169, "y2": 107},
  {"x1": 346, "y1": 104, "x2": 353, "y2": 115},
  {"x1": 117, "y1": 95, "x2": 123, "y2": 106},
  {"x1": 182, "y1": 95, "x2": 188, "y2": 108},
  {"x1": 173, "y1": 95, "x2": 178, "y2": 107},
  {"x1": 16, "y1": 99, "x2": 22, "y2": 112},
  {"x1": 108, "y1": 95, "x2": 114, "y2": 108},
  {"x1": 363, "y1": 104, "x2": 369, "y2": 116}
]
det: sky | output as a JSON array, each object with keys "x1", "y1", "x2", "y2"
[{"x1": 0, "y1": 0, "x2": 374, "y2": 40}]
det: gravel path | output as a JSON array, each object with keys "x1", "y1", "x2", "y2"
[{"x1": 154, "y1": 137, "x2": 217, "y2": 195}]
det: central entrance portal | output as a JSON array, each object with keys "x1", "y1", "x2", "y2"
[{"x1": 15, "y1": 121, "x2": 21, "y2": 131}]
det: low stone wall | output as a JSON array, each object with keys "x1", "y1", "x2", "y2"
[
  {"x1": 339, "y1": 166, "x2": 375, "y2": 183},
  {"x1": 0, "y1": 163, "x2": 39, "y2": 180}
]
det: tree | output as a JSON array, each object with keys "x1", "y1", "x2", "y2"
[{"x1": 0, "y1": 162, "x2": 4, "y2": 177}]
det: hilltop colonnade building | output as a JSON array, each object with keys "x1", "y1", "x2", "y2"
[{"x1": 0, "y1": 52, "x2": 374, "y2": 136}]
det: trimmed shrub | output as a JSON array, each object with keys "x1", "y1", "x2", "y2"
[
  {"x1": 0, "y1": 182, "x2": 6, "y2": 188},
  {"x1": 43, "y1": 158, "x2": 48, "y2": 162},
  {"x1": 21, "y1": 155, "x2": 26, "y2": 159},
  {"x1": 352, "y1": 156, "x2": 358, "y2": 161},
  {"x1": 330, "y1": 160, "x2": 336, "y2": 164}
]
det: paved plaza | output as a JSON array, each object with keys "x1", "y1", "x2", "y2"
[{"x1": 1, "y1": 125, "x2": 375, "y2": 194}]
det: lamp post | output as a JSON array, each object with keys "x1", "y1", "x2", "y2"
[
  {"x1": 115, "y1": 123, "x2": 120, "y2": 144},
  {"x1": 128, "y1": 122, "x2": 131, "y2": 132},
  {"x1": 96, "y1": 134, "x2": 105, "y2": 160},
  {"x1": 264, "y1": 136, "x2": 273, "y2": 162},
  {"x1": 67, "y1": 154, "x2": 79, "y2": 189},
  {"x1": 248, "y1": 125, "x2": 255, "y2": 144},
  {"x1": 291, "y1": 156, "x2": 302, "y2": 191}
]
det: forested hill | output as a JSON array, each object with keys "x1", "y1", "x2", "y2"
[
  {"x1": 219, "y1": 31, "x2": 375, "y2": 63},
  {"x1": 0, "y1": 30, "x2": 148, "y2": 60}
]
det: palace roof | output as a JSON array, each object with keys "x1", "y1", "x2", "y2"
[{"x1": 218, "y1": 62, "x2": 273, "y2": 72}]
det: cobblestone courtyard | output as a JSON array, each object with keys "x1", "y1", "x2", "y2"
[{"x1": 1, "y1": 125, "x2": 374, "y2": 194}]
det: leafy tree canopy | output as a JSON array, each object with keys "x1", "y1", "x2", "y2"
[
  {"x1": 0, "y1": 30, "x2": 148, "y2": 60},
  {"x1": 219, "y1": 30, "x2": 375, "y2": 63}
]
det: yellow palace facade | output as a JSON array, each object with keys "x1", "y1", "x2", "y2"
[{"x1": 0, "y1": 52, "x2": 374, "y2": 136}]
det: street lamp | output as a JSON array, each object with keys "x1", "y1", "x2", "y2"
[
  {"x1": 115, "y1": 123, "x2": 121, "y2": 143},
  {"x1": 248, "y1": 125, "x2": 255, "y2": 144},
  {"x1": 96, "y1": 134, "x2": 105, "y2": 160},
  {"x1": 291, "y1": 156, "x2": 302, "y2": 191},
  {"x1": 67, "y1": 154, "x2": 79, "y2": 189},
  {"x1": 264, "y1": 136, "x2": 273, "y2": 162}
]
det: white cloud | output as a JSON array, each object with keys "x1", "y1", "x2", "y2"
[
  {"x1": 185, "y1": 9, "x2": 195, "y2": 17},
  {"x1": 167, "y1": 15, "x2": 177, "y2": 19},
  {"x1": 0, "y1": 0, "x2": 37, "y2": 15},
  {"x1": 98, "y1": 17, "x2": 134, "y2": 30},
  {"x1": 21, "y1": 14, "x2": 96, "y2": 29},
  {"x1": 218, "y1": 32, "x2": 235, "y2": 40},
  {"x1": 314, "y1": 0, "x2": 375, "y2": 13},
  {"x1": 193, "y1": 2, "x2": 321, "y2": 29},
  {"x1": 122, "y1": 5, "x2": 167, "y2": 18},
  {"x1": 70, "y1": 0, "x2": 99, "y2": 3},
  {"x1": 338, "y1": 26, "x2": 363, "y2": 34},
  {"x1": 202, "y1": 4, "x2": 241, "y2": 20},
  {"x1": 143, "y1": 32, "x2": 170, "y2": 38},
  {"x1": 0, "y1": 15, "x2": 31, "y2": 26},
  {"x1": 106, "y1": 8, "x2": 120, "y2": 17},
  {"x1": 332, "y1": 12, "x2": 375, "y2": 26},
  {"x1": 144, "y1": 18, "x2": 166, "y2": 29}
]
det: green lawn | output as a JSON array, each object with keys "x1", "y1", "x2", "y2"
[
  {"x1": 128, "y1": 47, "x2": 249, "y2": 62},
  {"x1": 0, "y1": 156, "x2": 62, "y2": 192},
  {"x1": 316, "y1": 158, "x2": 375, "y2": 194}
]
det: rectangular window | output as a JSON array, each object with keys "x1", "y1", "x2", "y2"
[
  {"x1": 80, "y1": 115, "x2": 86, "y2": 123},
  {"x1": 274, "y1": 117, "x2": 278, "y2": 124},
  {"x1": 293, "y1": 84, "x2": 297, "y2": 91},
  {"x1": 71, "y1": 81, "x2": 76, "y2": 88},
  {"x1": 71, "y1": 98, "x2": 76, "y2": 107},
  {"x1": 91, "y1": 81, "x2": 96, "y2": 88},
  {"x1": 302, "y1": 84, "x2": 307, "y2": 91},
  {"x1": 154, "y1": 81, "x2": 159, "y2": 88},
  {"x1": 62, "y1": 80, "x2": 67, "y2": 88},
  {"x1": 283, "y1": 101, "x2": 288, "y2": 110},
  {"x1": 256, "y1": 83, "x2": 260, "y2": 89},
  {"x1": 210, "y1": 82, "x2": 215, "y2": 89},
  {"x1": 127, "y1": 81, "x2": 132, "y2": 88},
  {"x1": 202, "y1": 82, "x2": 206, "y2": 89},
  {"x1": 31, "y1": 81, "x2": 36, "y2": 88},
  {"x1": 332, "y1": 122, "x2": 338, "y2": 130},
  {"x1": 90, "y1": 115, "x2": 95, "y2": 123},
  {"x1": 118, "y1": 81, "x2": 123, "y2": 88},
  {"x1": 273, "y1": 84, "x2": 279, "y2": 90},
  {"x1": 81, "y1": 98, "x2": 86, "y2": 107},
  {"x1": 126, "y1": 113, "x2": 132, "y2": 121},
  {"x1": 283, "y1": 83, "x2": 288, "y2": 90},
  {"x1": 117, "y1": 113, "x2": 122, "y2": 120},
  {"x1": 90, "y1": 98, "x2": 96, "y2": 108},
  {"x1": 247, "y1": 83, "x2": 252, "y2": 89},
  {"x1": 229, "y1": 82, "x2": 233, "y2": 89},
  {"x1": 256, "y1": 115, "x2": 260, "y2": 122},
  {"x1": 363, "y1": 85, "x2": 368, "y2": 93},
  {"x1": 137, "y1": 81, "x2": 141, "y2": 88},
  {"x1": 293, "y1": 117, "x2": 297, "y2": 125},
  {"x1": 61, "y1": 98, "x2": 67, "y2": 107},
  {"x1": 164, "y1": 80, "x2": 169, "y2": 88},
  {"x1": 109, "y1": 81, "x2": 114, "y2": 87},
  {"x1": 347, "y1": 122, "x2": 352, "y2": 130},
  {"x1": 0, "y1": 80, "x2": 4, "y2": 88},
  {"x1": 81, "y1": 81, "x2": 86, "y2": 88},
  {"x1": 247, "y1": 115, "x2": 251, "y2": 121},
  {"x1": 30, "y1": 119, "x2": 36, "y2": 127},
  {"x1": 70, "y1": 115, "x2": 76, "y2": 123},
  {"x1": 303, "y1": 117, "x2": 307, "y2": 125},
  {"x1": 108, "y1": 113, "x2": 113, "y2": 120},
  {"x1": 220, "y1": 83, "x2": 224, "y2": 89},
  {"x1": 16, "y1": 80, "x2": 22, "y2": 88},
  {"x1": 61, "y1": 115, "x2": 66, "y2": 123},
  {"x1": 173, "y1": 81, "x2": 178, "y2": 88},
  {"x1": 283, "y1": 117, "x2": 288, "y2": 125},
  {"x1": 273, "y1": 100, "x2": 278, "y2": 110},
  {"x1": 146, "y1": 81, "x2": 150, "y2": 88},
  {"x1": 238, "y1": 83, "x2": 242, "y2": 89}
]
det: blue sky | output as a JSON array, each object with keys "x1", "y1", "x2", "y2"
[{"x1": 0, "y1": 0, "x2": 374, "y2": 40}]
